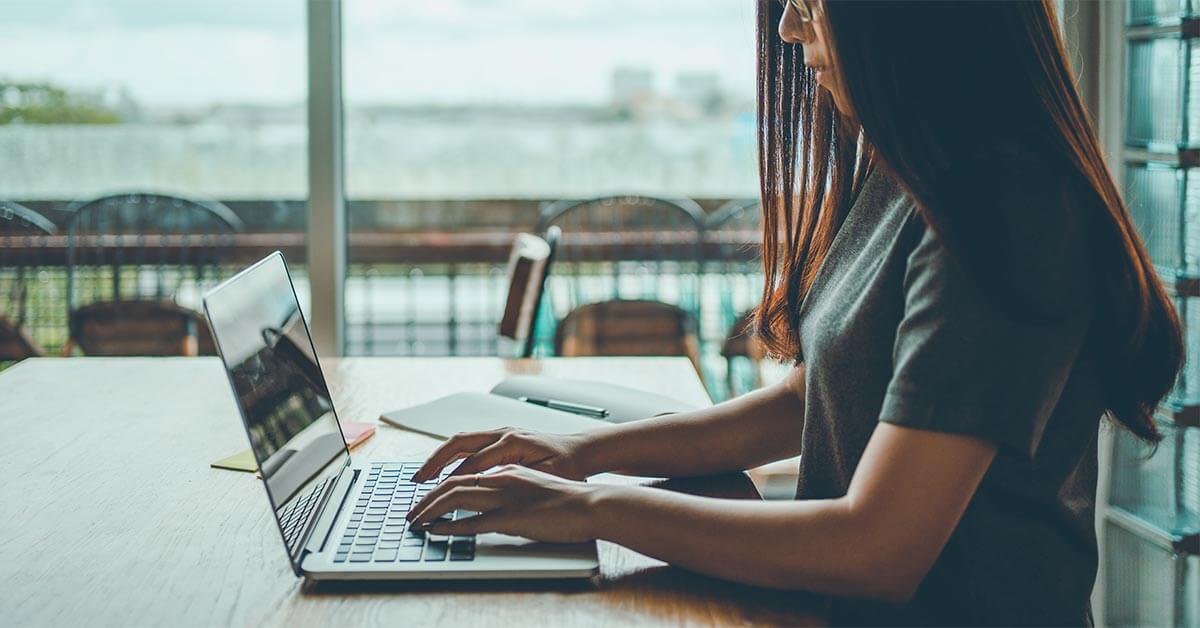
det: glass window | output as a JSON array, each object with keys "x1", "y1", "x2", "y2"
[
  {"x1": 342, "y1": 1, "x2": 762, "y2": 393},
  {"x1": 0, "y1": 0, "x2": 309, "y2": 354}
]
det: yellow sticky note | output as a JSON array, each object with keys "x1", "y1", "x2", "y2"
[
  {"x1": 210, "y1": 448, "x2": 259, "y2": 473},
  {"x1": 211, "y1": 421, "x2": 376, "y2": 474}
]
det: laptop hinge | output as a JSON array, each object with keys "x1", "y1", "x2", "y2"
[{"x1": 300, "y1": 466, "x2": 358, "y2": 564}]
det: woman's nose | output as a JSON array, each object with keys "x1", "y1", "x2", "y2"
[{"x1": 778, "y1": 10, "x2": 812, "y2": 45}]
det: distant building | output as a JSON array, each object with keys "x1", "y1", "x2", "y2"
[
  {"x1": 675, "y1": 72, "x2": 723, "y2": 116},
  {"x1": 611, "y1": 67, "x2": 654, "y2": 110}
]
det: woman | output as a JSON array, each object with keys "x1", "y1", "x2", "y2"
[{"x1": 407, "y1": 0, "x2": 1184, "y2": 624}]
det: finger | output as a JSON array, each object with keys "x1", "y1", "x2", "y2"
[
  {"x1": 408, "y1": 473, "x2": 478, "y2": 518},
  {"x1": 451, "y1": 439, "x2": 543, "y2": 478},
  {"x1": 408, "y1": 487, "x2": 506, "y2": 527},
  {"x1": 410, "y1": 468, "x2": 524, "y2": 522},
  {"x1": 412, "y1": 432, "x2": 496, "y2": 482},
  {"x1": 427, "y1": 509, "x2": 518, "y2": 536},
  {"x1": 474, "y1": 466, "x2": 525, "y2": 488},
  {"x1": 412, "y1": 429, "x2": 510, "y2": 482}
]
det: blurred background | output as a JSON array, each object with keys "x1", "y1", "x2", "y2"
[
  {"x1": 0, "y1": 0, "x2": 770, "y2": 399},
  {"x1": 0, "y1": 1, "x2": 1195, "y2": 625}
]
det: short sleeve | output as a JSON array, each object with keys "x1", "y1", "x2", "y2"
[{"x1": 879, "y1": 219, "x2": 1092, "y2": 458}]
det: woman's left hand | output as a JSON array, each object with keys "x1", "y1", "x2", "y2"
[{"x1": 405, "y1": 464, "x2": 604, "y2": 543}]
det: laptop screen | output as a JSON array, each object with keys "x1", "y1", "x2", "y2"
[{"x1": 204, "y1": 252, "x2": 349, "y2": 566}]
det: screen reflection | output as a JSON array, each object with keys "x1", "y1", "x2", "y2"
[{"x1": 205, "y1": 254, "x2": 348, "y2": 557}]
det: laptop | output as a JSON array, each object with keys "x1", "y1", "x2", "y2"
[{"x1": 203, "y1": 251, "x2": 599, "y2": 580}]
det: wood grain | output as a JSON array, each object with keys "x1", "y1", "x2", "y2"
[{"x1": 0, "y1": 357, "x2": 825, "y2": 626}]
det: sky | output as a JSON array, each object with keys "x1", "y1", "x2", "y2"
[{"x1": 0, "y1": 0, "x2": 759, "y2": 108}]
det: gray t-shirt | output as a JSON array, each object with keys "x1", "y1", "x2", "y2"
[{"x1": 796, "y1": 166, "x2": 1104, "y2": 626}]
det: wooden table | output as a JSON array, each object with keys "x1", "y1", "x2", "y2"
[{"x1": 0, "y1": 357, "x2": 824, "y2": 626}]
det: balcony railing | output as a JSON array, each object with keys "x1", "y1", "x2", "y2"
[{"x1": 1, "y1": 198, "x2": 768, "y2": 400}]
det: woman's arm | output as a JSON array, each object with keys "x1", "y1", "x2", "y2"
[
  {"x1": 413, "y1": 365, "x2": 807, "y2": 482},
  {"x1": 410, "y1": 422, "x2": 996, "y2": 602},
  {"x1": 577, "y1": 365, "x2": 807, "y2": 477}
]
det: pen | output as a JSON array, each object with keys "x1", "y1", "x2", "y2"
[{"x1": 517, "y1": 396, "x2": 610, "y2": 418}]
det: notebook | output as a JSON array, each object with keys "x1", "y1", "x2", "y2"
[
  {"x1": 379, "y1": 376, "x2": 700, "y2": 439},
  {"x1": 380, "y1": 392, "x2": 607, "y2": 440},
  {"x1": 490, "y1": 375, "x2": 697, "y2": 423}
]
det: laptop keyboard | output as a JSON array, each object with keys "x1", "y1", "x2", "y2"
[
  {"x1": 280, "y1": 475, "x2": 335, "y2": 551},
  {"x1": 334, "y1": 462, "x2": 477, "y2": 564}
]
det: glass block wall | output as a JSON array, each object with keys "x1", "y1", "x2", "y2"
[{"x1": 1108, "y1": 2, "x2": 1200, "y2": 626}]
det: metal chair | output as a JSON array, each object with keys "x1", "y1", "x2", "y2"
[
  {"x1": 554, "y1": 299, "x2": 702, "y2": 375},
  {"x1": 703, "y1": 198, "x2": 764, "y2": 399},
  {"x1": 703, "y1": 198, "x2": 762, "y2": 320},
  {"x1": 0, "y1": 201, "x2": 56, "y2": 361},
  {"x1": 63, "y1": 193, "x2": 243, "y2": 356},
  {"x1": 720, "y1": 309, "x2": 767, "y2": 399},
  {"x1": 497, "y1": 227, "x2": 559, "y2": 358},
  {"x1": 533, "y1": 195, "x2": 706, "y2": 356}
]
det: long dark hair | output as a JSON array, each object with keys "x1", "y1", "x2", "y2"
[{"x1": 755, "y1": 0, "x2": 1183, "y2": 441}]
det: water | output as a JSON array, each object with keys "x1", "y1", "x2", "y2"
[{"x1": 0, "y1": 114, "x2": 758, "y2": 201}]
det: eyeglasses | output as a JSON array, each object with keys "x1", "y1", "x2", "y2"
[{"x1": 779, "y1": 0, "x2": 815, "y2": 22}]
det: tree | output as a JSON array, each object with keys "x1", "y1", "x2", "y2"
[{"x1": 0, "y1": 80, "x2": 122, "y2": 125}]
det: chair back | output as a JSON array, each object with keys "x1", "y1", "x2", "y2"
[
  {"x1": 720, "y1": 309, "x2": 766, "y2": 398},
  {"x1": 554, "y1": 299, "x2": 701, "y2": 373},
  {"x1": 720, "y1": 310, "x2": 765, "y2": 361},
  {"x1": 64, "y1": 193, "x2": 242, "y2": 356},
  {"x1": 68, "y1": 300, "x2": 215, "y2": 357},
  {"x1": 0, "y1": 201, "x2": 56, "y2": 359},
  {"x1": 703, "y1": 199, "x2": 764, "y2": 399},
  {"x1": 704, "y1": 198, "x2": 760, "y2": 263},
  {"x1": 535, "y1": 195, "x2": 705, "y2": 355},
  {"x1": 497, "y1": 227, "x2": 559, "y2": 358},
  {"x1": 703, "y1": 197, "x2": 762, "y2": 307}
]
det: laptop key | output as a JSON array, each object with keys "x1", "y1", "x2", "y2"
[
  {"x1": 373, "y1": 549, "x2": 398, "y2": 562},
  {"x1": 449, "y1": 546, "x2": 475, "y2": 561},
  {"x1": 349, "y1": 553, "x2": 373, "y2": 563},
  {"x1": 397, "y1": 547, "x2": 423, "y2": 561},
  {"x1": 424, "y1": 541, "x2": 448, "y2": 562}
]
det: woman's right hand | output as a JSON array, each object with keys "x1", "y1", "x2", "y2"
[{"x1": 410, "y1": 427, "x2": 597, "y2": 483}]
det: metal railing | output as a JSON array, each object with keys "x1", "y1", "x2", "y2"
[{"x1": 0, "y1": 200, "x2": 767, "y2": 398}]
